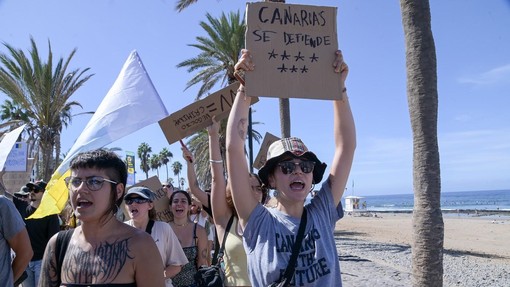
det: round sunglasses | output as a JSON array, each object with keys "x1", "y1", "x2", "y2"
[{"x1": 277, "y1": 160, "x2": 315, "y2": 174}]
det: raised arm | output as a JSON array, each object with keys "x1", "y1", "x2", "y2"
[
  {"x1": 226, "y1": 49, "x2": 257, "y2": 229},
  {"x1": 328, "y1": 50, "x2": 356, "y2": 206},
  {"x1": 208, "y1": 117, "x2": 232, "y2": 233},
  {"x1": 182, "y1": 145, "x2": 209, "y2": 209}
]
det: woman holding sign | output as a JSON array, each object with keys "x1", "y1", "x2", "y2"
[{"x1": 226, "y1": 49, "x2": 355, "y2": 286}]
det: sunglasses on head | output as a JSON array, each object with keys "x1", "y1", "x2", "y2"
[
  {"x1": 125, "y1": 197, "x2": 150, "y2": 205},
  {"x1": 277, "y1": 160, "x2": 315, "y2": 175},
  {"x1": 65, "y1": 176, "x2": 118, "y2": 191}
]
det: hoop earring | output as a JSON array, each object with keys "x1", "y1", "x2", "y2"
[{"x1": 309, "y1": 184, "x2": 315, "y2": 193}]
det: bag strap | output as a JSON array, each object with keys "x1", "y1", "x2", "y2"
[
  {"x1": 279, "y1": 209, "x2": 308, "y2": 285},
  {"x1": 212, "y1": 215, "x2": 235, "y2": 265},
  {"x1": 56, "y1": 229, "x2": 75, "y2": 284},
  {"x1": 145, "y1": 220, "x2": 155, "y2": 234}
]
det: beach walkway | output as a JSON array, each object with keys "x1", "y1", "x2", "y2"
[{"x1": 335, "y1": 213, "x2": 510, "y2": 286}]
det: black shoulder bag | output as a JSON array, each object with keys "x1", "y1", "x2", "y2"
[
  {"x1": 195, "y1": 215, "x2": 235, "y2": 287},
  {"x1": 269, "y1": 209, "x2": 308, "y2": 287},
  {"x1": 55, "y1": 229, "x2": 75, "y2": 285}
]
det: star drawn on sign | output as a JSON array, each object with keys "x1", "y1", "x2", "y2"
[
  {"x1": 310, "y1": 53, "x2": 319, "y2": 62},
  {"x1": 300, "y1": 65, "x2": 309, "y2": 73},
  {"x1": 277, "y1": 63, "x2": 288, "y2": 73},
  {"x1": 294, "y1": 51, "x2": 305, "y2": 61},
  {"x1": 290, "y1": 65, "x2": 298, "y2": 73},
  {"x1": 268, "y1": 49, "x2": 278, "y2": 60},
  {"x1": 280, "y1": 50, "x2": 290, "y2": 61}
]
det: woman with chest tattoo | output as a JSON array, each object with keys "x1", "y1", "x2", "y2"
[{"x1": 39, "y1": 149, "x2": 165, "y2": 287}]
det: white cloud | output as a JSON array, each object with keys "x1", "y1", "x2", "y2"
[{"x1": 458, "y1": 64, "x2": 510, "y2": 86}]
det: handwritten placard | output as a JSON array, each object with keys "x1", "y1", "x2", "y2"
[
  {"x1": 245, "y1": 2, "x2": 341, "y2": 100},
  {"x1": 159, "y1": 82, "x2": 258, "y2": 145},
  {"x1": 253, "y1": 132, "x2": 280, "y2": 170}
]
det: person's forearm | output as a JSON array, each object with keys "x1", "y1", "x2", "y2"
[
  {"x1": 164, "y1": 265, "x2": 182, "y2": 279},
  {"x1": 334, "y1": 90, "x2": 356, "y2": 152},
  {"x1": 12, "y1": 257, "x2": 28, "y2": 284}
]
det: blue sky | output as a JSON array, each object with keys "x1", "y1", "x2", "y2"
[{"x1": 1, "y1": 0, "x2": 509, "y2": 196}]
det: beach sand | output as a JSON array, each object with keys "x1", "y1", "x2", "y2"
[
  {"x1": 335, "y1": 212, "x2": 510, "y2": 286},
  {"x1": 337, "y1": 212, "x2": 510, "y2": 258}
]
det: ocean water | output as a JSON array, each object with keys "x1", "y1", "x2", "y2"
[{"x1": 343, "y1": 189, "x2": 510, "y2": 212}]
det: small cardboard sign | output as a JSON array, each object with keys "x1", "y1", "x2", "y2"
[
  {"x1": 122, "y1": 176, "x2": 172, "y2": 222},
  {"x1": 245, "y1": 2, "x2": 341, "y2": 100},
  {"x1": 159, "y1": 82, "x2": 259, "y2": 145},
  {"x1": 253, "y1": 132, "x2": 280, "y2": 170}
]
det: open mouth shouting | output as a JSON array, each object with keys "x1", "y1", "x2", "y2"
[
  {"x1": 76, "y1": 198, "x2": 93, "y2": 208},
  {"x1": 290, "y1": 180, "x2": 306, "y2": 191}
]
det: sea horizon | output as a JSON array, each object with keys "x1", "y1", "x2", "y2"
[{"x1": 348, "y1": 189, "x2": 510, "y2": 212}]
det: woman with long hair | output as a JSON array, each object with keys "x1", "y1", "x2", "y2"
[{"x1": 169, "y1": 190, "x2": 209, "y2": 287}]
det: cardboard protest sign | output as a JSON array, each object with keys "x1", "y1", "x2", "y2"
[
  {"x1": 159, "y1": 82, "x2": 259, "y2": 145},
  {"x1": 122, "y1": 176, "x2": 172, "y2": 223},
  {"x1": 253, "y1": 132, "x2": 280, "y2": 170},
  {"x1": 245, "y1": 2, "x2": 341, "y2": 100}
]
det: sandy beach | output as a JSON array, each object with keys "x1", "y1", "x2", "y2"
[{"x1": 335, "y1": 212, "x2": 510, "y2": 286}]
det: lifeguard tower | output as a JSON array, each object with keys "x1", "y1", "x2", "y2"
[{"x1": 344, "y1": 195, "x2": 365, "y2": 214}]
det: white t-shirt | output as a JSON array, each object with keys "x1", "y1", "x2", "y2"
[{"x1": 125, "y1": 220, "x2": 188, "y2": 287}]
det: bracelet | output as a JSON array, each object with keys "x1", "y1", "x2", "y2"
[
  {"x1": 342, "y1": 87, "x2": 347, "y2": 93},
  {"x1": 209, "y1": 159, "x2": 223, "y2": 164}
]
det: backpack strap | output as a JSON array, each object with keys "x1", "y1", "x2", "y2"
[
  {"x1": 193, "y1": 222, "x2": 198, "y2": 246},
  {"x1": 145, "y1": 220, "x2": 155, "y2": 234},
  {"x1": 212, "y1": 215, "x2": 235, "y2": 266},
  {"x1": 56, "y1": 229, "x2": 75, "y2": 284}
]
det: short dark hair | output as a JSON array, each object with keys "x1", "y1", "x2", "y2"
[{"x1": 69, "y1": 149, "x2": 127, "y2": 219}]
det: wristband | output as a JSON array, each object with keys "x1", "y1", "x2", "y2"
[{"x1": 209, "y1": 159, "x2": 223, "y2": 164}]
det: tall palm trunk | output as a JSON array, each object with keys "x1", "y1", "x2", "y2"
[
  {"x1": 279, "y1": 98, "x2": 291, "y2": 137},
  {"x1": 400, "y1": 1, "x2": 444, "y2": 286},
  {"x1": 266, "y1": 0, "x2": 291, "y2": 138}
]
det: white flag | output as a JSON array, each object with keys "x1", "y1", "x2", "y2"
[{"x1": 31, "y1": 50, "x2": 168, "y2": 218}]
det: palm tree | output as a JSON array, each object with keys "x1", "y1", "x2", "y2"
[
  {"x1": 186, "y1": 118, "x2": 262, "y2": 188},
  {"x1": 172, "y1": 161, "x2": 183, "y2": 189},
  {"x1": 177, "y1": 11, "x2": 245, "y2": 100},
  {"x1": 159, "y1": 148, "x2": 173, "y2": 180},
  {"x1": 137, "y1": 142, "x2": 152, "y2": 179},
  {"x1": 175, "y1": 0, "x2": 199, "y2": 12},
  {"x1": 176, "y1": 11, "x2": 264, "y2": 186},
  {"x1": 400, "y1": 0, "x2": 443, "y2": 285},
  {"x1": 150, "y1": 153, "x2": 161, "y2": 178},
  {"x1": 0, "y1": 37, "x2": 93, "y2": 180}
]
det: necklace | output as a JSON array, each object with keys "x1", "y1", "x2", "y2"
[{"x1": 174, "y1": 222, "x2": 189, "y2": 227}]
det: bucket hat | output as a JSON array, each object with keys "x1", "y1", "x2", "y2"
[{"x1": 258, "y1": 137, "x2": 327, "y2": 187}]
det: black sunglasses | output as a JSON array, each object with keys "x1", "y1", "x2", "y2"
[
  {"x1": 65, "y1": 176, "x2": 118, "y2": 191},
  {"x1": 30, "y1": 188, "x2": 43, "y2": 194},
  {"x1": 277, "y1": 161, "x2": 315, "y2": 175},
  {"x1": 125, "y1": 197, "x2": 150, "y2": 205}
]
